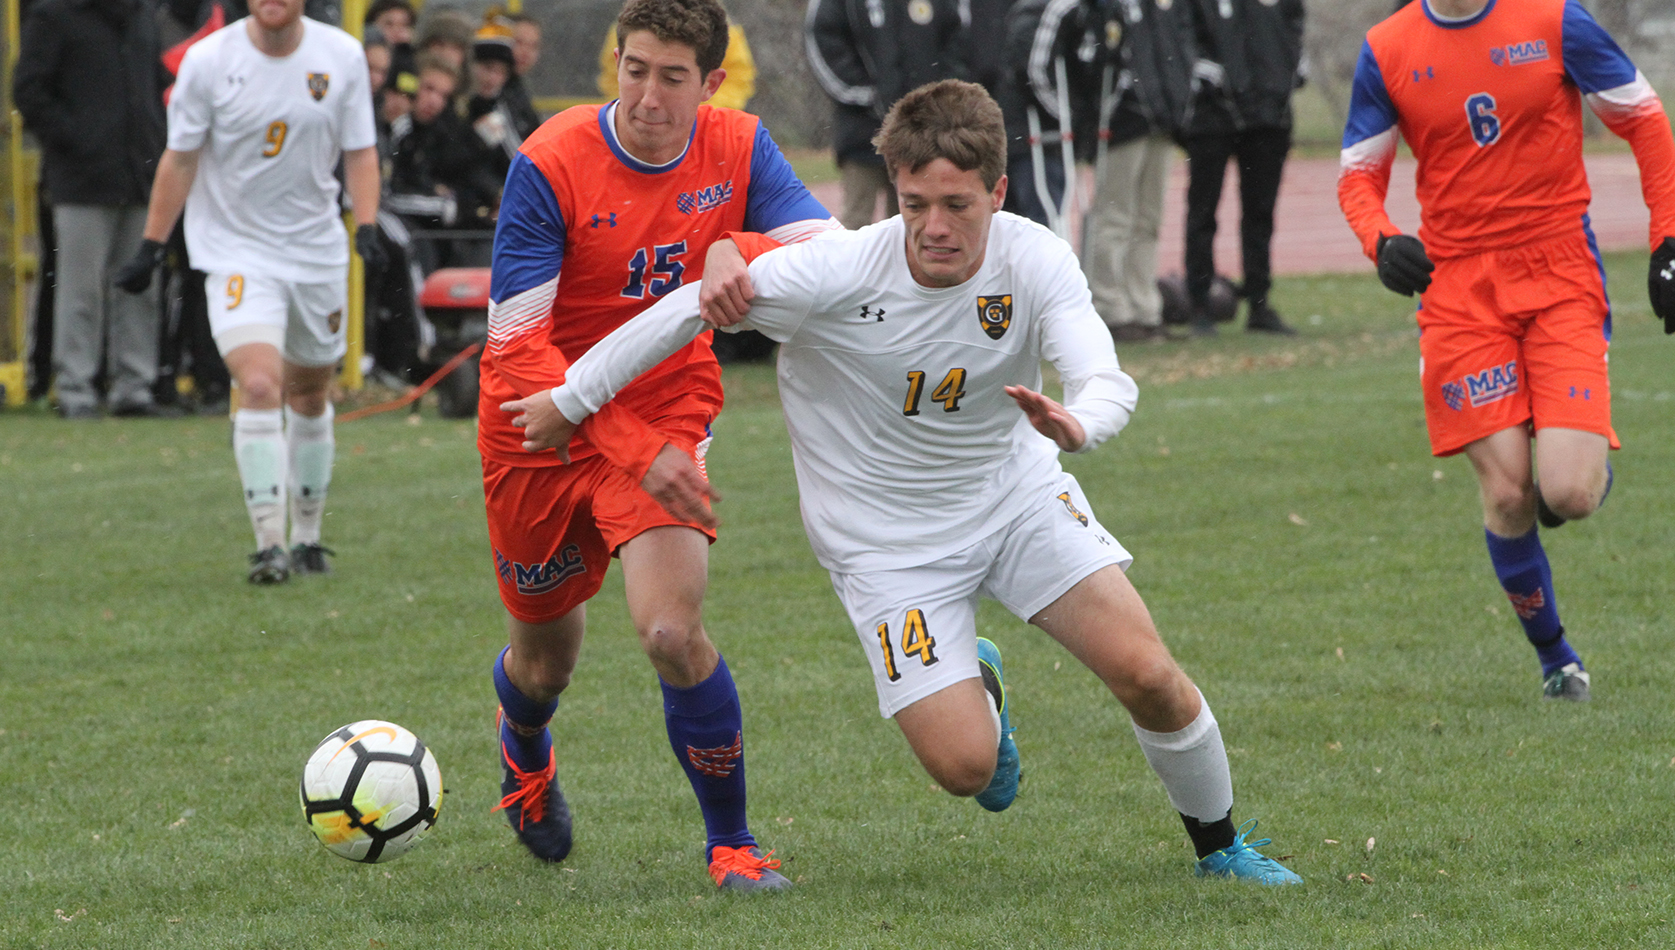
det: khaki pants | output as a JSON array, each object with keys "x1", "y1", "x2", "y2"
[
  {"x1": 839, "y1": 161, "x2": 899, "y2": 231},
  {"x1": 1082, "y1": 134, "x2": 1172, "y2": 329}
]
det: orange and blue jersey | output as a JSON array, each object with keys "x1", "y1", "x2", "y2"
[
  {"x1": 479, "y1": 102, "x2": 835, "y2": 470},
  {"x1": 1338, "y1": 0, "x2": 1675, "y2": 263}
]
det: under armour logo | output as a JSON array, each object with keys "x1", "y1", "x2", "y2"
[
  {"x1": 591, "y1": 213, "x2": 616, "y2": 228},
  {"x1": 859, "y1": 305, "x2": 886, "y2": 322}
]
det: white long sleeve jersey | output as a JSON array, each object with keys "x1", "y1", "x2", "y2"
[{"x1": 554, "y1": 211, "x2": 1139, "y2": 574}]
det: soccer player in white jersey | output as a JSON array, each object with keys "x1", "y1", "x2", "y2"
[
  {"x1": 115, "y1": 0, "x2": 383, "y2": 583},
  {"x1": 503, "y1": 80, "x2": 1302, "y2": 884}
]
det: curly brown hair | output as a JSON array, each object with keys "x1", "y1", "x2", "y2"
[
  {"x1": 873, "y1": 80, "x2": 1007, "y2": 191},
  {"x1": 615, "y1": 0, "x2": 730, "y2": 77}
]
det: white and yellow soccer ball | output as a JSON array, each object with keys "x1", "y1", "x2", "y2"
[{"x1": 300, "y1": 720, "x2": 443, "y2": 863}]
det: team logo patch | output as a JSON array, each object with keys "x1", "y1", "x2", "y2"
[
  {"x1": 1507, "y1": 589, "x2": 1545, "y2": 620},
  {"x1": 326, "y1": 309, "x2": 342, "y2": 334},
  {"x1": 1503, "y1": 40, "x2": 1549, "y2": 66},
  {"x1": 908, "y1": 0, "x2": 933, "y2": 24},
  {"x1": 496, "y1": 544, "x2": 587, "y2": 596},
  {"x1": 307, "y1": 72, "x2": 330, "y2": 101},
  {"x1": 1444, "y1": 360, "x2": 1520, "y2": 410},
  {"x1": 674, "y1": 179, "x2": 734, "y2": 215},
  {"x1": 686, "y1": 732, "x2": 743, "y2": 777},
  {"x1": 976, "y1": 295, "x2": 1012, "y2": 340},
  {"x1": 1057, "y1": 492, "x2": 1089, "y2": 526},
  {"x1": 1489, "y1": 47, "x2": 1506, "y2": 66}
]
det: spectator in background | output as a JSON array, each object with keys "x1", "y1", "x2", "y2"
[
  {"x1": 469, "y1": 25, "x2": 535, "y2": 182},
  {"x1": 15, "y1": 0, "x2": 172, "y2": 418},
  {"x1": 598, "y1": 18, "x2": 756, "y2": 111},
  {"x1": 504, "y1": 13, "x2": 543, "y2": 136},
  {"x1": 805, "y1": 0, "x2": 969, "y2": 230},
  {"x1": 364, "y1": 25, "x2": 392, "y2": 94},
  {"x1": 415, "y1": 8, "x2": 475, "y2": 74},
  {"x1": 365, "y1": 0, "x2": 415, "y2": 48},
  {"x1": 388, "y1": 55, "x2": 499, "y2": 266},
  {"x1": 1178, "y1": 0, "x2": 1305, "y2": 336},
  {"x1": 1082, "y1": 0, "x2": 1195, "y2": 342},
  {"x1": 996, "y1": 0, "x2": 1108, "y2": 234},
  {"x1": 966, "y1": 0, "x2": 1021, "y2": 97}
]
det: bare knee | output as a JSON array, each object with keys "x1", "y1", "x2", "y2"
[
  {"x1": 1481, "y1": 477, "x2": 1537, "y2": 531},
  {"x1": 925, "y1": 753, "x2": 996, "y2": 798},
  {"x1": 638, "y1": 618, "x2": 709, "y2": 674},
  {"x1": 1539, "y1": 482, "x2": 1598, "y2": 522},
  {"x1": 505, "y1": 651, "x2": 572, "y2": 703},
  {"x1": 238, "y1": 371, "x2": 283, "y2": 408}
]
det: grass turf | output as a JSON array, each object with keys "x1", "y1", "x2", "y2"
[{"x1": 3, "y1": 255, "x2": 1672, "y2": 948}]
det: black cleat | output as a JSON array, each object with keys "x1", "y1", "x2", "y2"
[
  {"x1": 1246, "y1": 304, "x2": 1297, "y2": 335},
  {"x1": 247, "y1": 545, "x2": 290, "y2": 584},
  {"x1": 289, "y1": 542, "x2": 335, "y2": 575}
]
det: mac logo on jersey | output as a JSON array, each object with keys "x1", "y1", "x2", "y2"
[
  {"x1": 674, "y1": 180, "x2": 734, "y2": 215},
  {"x1": 497, "y1": 544, "x2": 587, "y2": 596},
  {"x1": 1504, "y1": 40, "x2": 1549, "y2": 66},
  {"x1": 976, "y1": 295, "x2": 1012, "y2": 339},
  {"x1": 307, "y1": 73, "x2": 330, "y2": 101},
  {"x1": 1489, "y1": 47, "x2": 1506, "y2": 66}
]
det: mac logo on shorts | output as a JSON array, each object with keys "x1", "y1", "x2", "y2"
[
  {"x1": 977, "y1": 295, "x2": 1012, "y2": 340},
  {"x1": 307, "y1": 72, "x2": 330, "y2": 101},
  {"x1": 327, "y1": 309, "x2": 342, "y2": 334},
  {"x1": 497, "y1": 544, "x2": 587, "y2": 596},
  {"x1": 1444, "y1": 359, "x2": 1519, "y2": 410}
]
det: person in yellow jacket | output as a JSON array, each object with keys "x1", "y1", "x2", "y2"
[{"x1": 598, "y1": 20, "x2": 755, "y2": 111}]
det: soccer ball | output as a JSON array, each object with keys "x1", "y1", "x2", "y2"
[{"x1": 299, "y1": 720, "x2": 443, "y2": 863}]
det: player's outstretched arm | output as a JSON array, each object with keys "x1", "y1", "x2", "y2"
[
  {"x1": 1005, "y1": 385, "x2": 1087, "y2": 453},
  {"x1": 114, "y1": 148, "x2": 199, "y2": 293}
]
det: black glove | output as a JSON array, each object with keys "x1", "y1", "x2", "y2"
[
  {"x1": 114, "y1": 238, "x2": 168, "y2": 294},
  {"x1": 355, "y1": 224, "x2": 387, "y2": 277},
  {"x1": 1376, "y1": 234, "x2": 1434, "y2": 297},
  {"x1": 1648, "y1": 236, "x2": 1675, "y2": 334}
]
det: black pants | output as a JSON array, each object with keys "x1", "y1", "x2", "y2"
[{"x1": 1182, "y1": 126, "x2": 1291, "y2": 308}]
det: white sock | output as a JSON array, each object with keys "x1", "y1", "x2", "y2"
[
  {"x1": 1130, "y1": 689, "x2": 1234, "y2": 823},
  {"x1": 285, "y1": 403, "x2": 335, "y2": 546},
  {"x1": 233, "y1": 408, "x2": 287, "y2": 551}
]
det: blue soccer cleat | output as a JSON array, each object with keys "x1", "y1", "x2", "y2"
[
  {"x1": 1195, "y1": 819, "x2": 1302, "y2": 885},
  {"x1": 974, "y1": 637, "x2": 1019, "y2": 813},
  {"x1": 493, "y1": 709, "x2": 574, "y2": 862},
  {"x1": 708, "y1": 845, "x2": 793, "y2": 892}
]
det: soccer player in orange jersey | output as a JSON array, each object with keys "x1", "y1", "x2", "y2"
[
  {"x1": 478, "y1": 0, "x2": 838, "y2": 889},
  {"x1": 1339, "y1": 0, "x2": 1675, "y2": 701}
]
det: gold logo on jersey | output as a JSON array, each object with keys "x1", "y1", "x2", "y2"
[
  {"x1": 307, "y1": 72, "x2": 330, "y2": 101},
  {"x1": 1057, "y1": 492, "x2": 1089, "y2": 526},
  {"x1": 976, "y1": 295, "x2": 1012, "y2": 340},
  {"x1": 326, "y1": 309, "x2": 342, "y2": 333}
]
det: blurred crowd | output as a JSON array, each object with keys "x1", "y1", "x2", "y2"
[{"x1": 13, "y1": 0, "x2": 1303, "y2": 418}]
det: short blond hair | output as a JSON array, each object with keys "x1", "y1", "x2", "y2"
[{"x1": 873, "y1": 80, "x2": 1007, "y2": 190}]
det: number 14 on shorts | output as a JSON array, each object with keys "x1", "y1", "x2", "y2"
[{"x1": 877, "y1": 609, "x2": 939, "y2": 682}]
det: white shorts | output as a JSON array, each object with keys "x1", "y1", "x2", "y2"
[
  {"x1": 829, "y1": 472, "x2": 1133, "y2": 718},
  {"x1": 206, "y1": 272, "x2": 348, "y2": 368}
]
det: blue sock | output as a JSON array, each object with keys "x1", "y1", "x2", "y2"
[
  {"x1": 660, "y1": 655, "x2": 756, "y2": 861},
  {"x1": 494, "y1": 646, "x2": 557, "y2": 774},
  {"x1": 1484, "y1": 527, "x2": 1581, "y2": 676}
]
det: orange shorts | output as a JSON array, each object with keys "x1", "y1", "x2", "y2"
[
  {"x1": 1417, "y1": 228, "x2": 1619, "y2": 457},
  {"x1": 483, "y1": 426, "x2": 715, "y2": 624}
]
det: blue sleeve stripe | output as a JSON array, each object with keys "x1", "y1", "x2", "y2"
[
  {"x1": 1561, "y1": 0, "x2": 1637, "y2": 94},
  {"x1": 490, "y1": 154, "x2": 566, "y2": 302},
  {"x1": 743, "y1": 122, "x2": 834, "y2": 233},
  {"x1": 1342, "y1": 40, "x2": 1399, "y2": 149}
]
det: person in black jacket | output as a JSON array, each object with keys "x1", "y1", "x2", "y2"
[
  {"x1": 14, "y1": 0, "x2": 172, "y2": 418},
  {"x1": 805, "y1": 0, "x2": 970, "y2": 230},
  {"x1": 1082, "y1": 0, "x2": 1195, "y2": 341},
  {"x1": 1178, "y1": 0, "x2": 1305, "y2": 336},
  {"x1": 996, "y1": 0, "x2": 1108, "y2": 234}
]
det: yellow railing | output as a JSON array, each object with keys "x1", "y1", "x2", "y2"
[{"x1": 1, "y1": 0, "x2": 33, "y2": 406}]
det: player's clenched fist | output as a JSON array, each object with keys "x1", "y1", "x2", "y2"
[
  {"x1": 1648, "y1": 237, "x2": 1675, "y2": 334},
  {"x1": 114, "y1": 239, "x2": 168, "y2": 294},
  {"x1": 1376, "y1": 234, "x2": 1434, "y2": 297}
]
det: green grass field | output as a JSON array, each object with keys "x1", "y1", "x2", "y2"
[{"x1": 3, "y1": 255, "x2": 1672, "y2": 948}]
